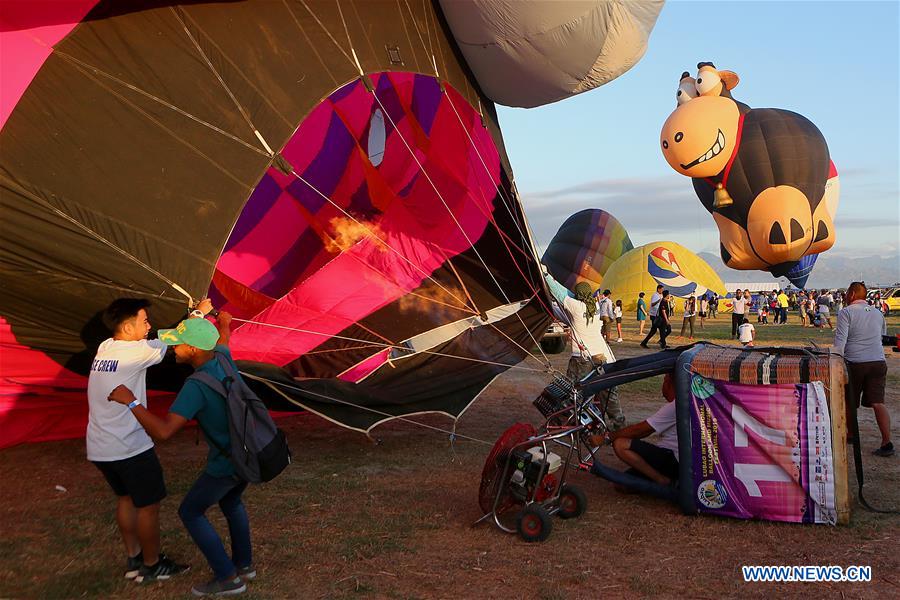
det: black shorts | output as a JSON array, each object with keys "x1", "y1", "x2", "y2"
[
  {"x1": 626, "y1": 439, "x2": 679, "y2": 482},
  {"x1": 847, "y1": 361, "x2": 888, "y2": 407},
  {"x1": 93, "y1": 447, "x2": 167, "y2": 508}
]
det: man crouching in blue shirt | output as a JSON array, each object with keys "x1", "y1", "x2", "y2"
[{"x1": 108, "y1": 310, "x2": 254, "y2": 596}]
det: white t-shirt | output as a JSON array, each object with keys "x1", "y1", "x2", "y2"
[
  {"x1": 561, "y1": 295, "x2": 615, "y2": 363},
  {"x1": 614, "y1": 306, "x2": 623, "y2": 319},
  {"x1": 645, "y1": 401, "x2": 679, "y2": 458},
  {"x1": 86, "y1": 338, "x2": 167, "y2": 461},
  {"x1": 648, "y1": 292, "x2": 662, "y2": 317},
  {"x1": 732, "y1": 297, "x2": 746, "y2": 315},
  {"x1": 738, "y1": 323, "x2": 755, "y2": 343}
]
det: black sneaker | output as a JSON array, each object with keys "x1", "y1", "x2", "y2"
[
  {"x1": 639, "y1": 342, "x2": 649, "y2": 349},
  {"x1": 237, "y1": 566, "x2": 256, "y2": 581},
  {"x1": 872, "y1": 442, "x2": 895, "y2": 457},
  {"x1": 135, "y1": 555, "x2": 190, "y2": 583},
  {"x1": 191, "y1": 576, "x2": 247, "y2": 596},
  {"x1": 125, "y1": 552, "x2": 143, "y2": 580}
]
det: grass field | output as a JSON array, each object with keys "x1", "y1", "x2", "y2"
[{"x1": 1, "y1": 314, "x2": 898, "y2": 599}]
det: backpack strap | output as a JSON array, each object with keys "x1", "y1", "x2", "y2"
[{"x1": 186, "y1": 370, "x2": 231, "y2": 459}]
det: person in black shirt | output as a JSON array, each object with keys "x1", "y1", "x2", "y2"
[{"x1": 658, "y1": 290, "x2": 672, "y2": 349}]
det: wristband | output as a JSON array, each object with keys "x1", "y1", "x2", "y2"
[{"x1": 127, "y1": 399, "x2": 141, "y2": 410}]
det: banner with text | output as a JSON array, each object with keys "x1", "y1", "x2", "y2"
[{"x1": 689, "y1": 377, "x2": 836, "y2": 524}]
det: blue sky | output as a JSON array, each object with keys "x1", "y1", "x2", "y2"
[{"x1": 498, "y1": 1, "x2": 900, "y2": 285}]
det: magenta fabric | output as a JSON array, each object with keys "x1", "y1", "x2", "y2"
[
  {"x1": 214, "y1": 73, "x2": 502, "y2": 374},
  {"x1": 0, "y1": 0, "x2": 98, "y2": 130}
]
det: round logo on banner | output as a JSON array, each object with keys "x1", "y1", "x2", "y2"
[
  {"x1": 697, "y1": 479, "x2": 728, "y2": 509},
  {"x1": 691, "y1": 375, "x2": 716, "y2": 400}
]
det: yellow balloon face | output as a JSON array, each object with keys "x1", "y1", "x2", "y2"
[{"x1": 660, "y1": 96, "x2": 740, "y2": 178}]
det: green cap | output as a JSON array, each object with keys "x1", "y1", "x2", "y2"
[{"x1": 158, "y1": 318, "x2": 218, "y2": 350}]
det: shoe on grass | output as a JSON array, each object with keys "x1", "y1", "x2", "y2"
[
  {"x1": 135, "y1": 554, "x2": 190, "y2": 583},
  {"x1": 237, "y1": 566, "x2": 256, "y2": 581},
  {"x1": 125, "y1": 552, "x2": 143, "y2": 580},
  {"x1": 872, "y1": 442, "x2": 895, "y2": 457},
  {"x1": 192, "y1": 576, "x2": 247, "y2": 596}
]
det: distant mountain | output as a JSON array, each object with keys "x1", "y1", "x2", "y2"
[{"x1": 697, "y1": 252, "x2": 900, "y2": 289}]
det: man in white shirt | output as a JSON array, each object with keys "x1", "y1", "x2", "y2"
[
  {"x1": 639, "y1": 285, "x2": 665, "y2": 348},
  {"x1": 591, "y1": 374, "x2": 679, "y2": 487},
  {"x1": 87, "y1": 298, "x2": 197, "y2": 582},
  {"x1": 731, "y1": 289, "x2": 745, "y2": 339},
  {"x1": 544, "y1": 274, "x2": 626, "y2": 429}
]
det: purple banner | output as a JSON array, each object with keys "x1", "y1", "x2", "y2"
[{"x1": 689, "y1": 376, "x2": 836, "y2": 524}]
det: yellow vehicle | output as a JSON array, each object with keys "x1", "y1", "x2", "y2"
[{"x1": 883, "y1": 287, "x2": 900, "y2": 316}]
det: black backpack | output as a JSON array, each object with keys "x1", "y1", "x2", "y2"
[{"x1": 188, "y1": 352, "x2": 291, "y2": 483}]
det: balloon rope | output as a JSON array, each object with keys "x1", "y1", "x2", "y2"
[
  {"x1": 241, "y1": 371, "x2": 493, "y2": 445},
  {"x1": 230, "y1": 317, "x2": 549, "y2": 373},
  {"x1": 439, "y1": 92, "x2": 603, "y2": 368},
  {"x1": 286, "y1": 0, "x2": 549, "y2": 368},
  {"x1": 3, "y1": 178, "x2": 194, "y2": 306},
  {"x1": 367, "y1": 90, "x2": 552, "y2": 368},
  {"x1": 170, "y1": 7, "x2": 275, "y2": 156}
]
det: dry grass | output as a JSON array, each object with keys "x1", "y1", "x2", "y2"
[{"x1": 1, "y1": 315, "x2": 898, "y2": 599}]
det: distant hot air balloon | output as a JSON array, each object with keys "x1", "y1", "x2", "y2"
[
  {"x1": 541, "y1": 209, "x2": 634, "y2": 291},
  {"x1": 601, "y1": 242, "x2": 727, "y2": 312},
  {"x1": 659, "y1": 62, "x2": 839, "y2": 286}
]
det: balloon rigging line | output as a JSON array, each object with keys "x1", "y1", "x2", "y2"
[
  {"x1": 395, "y1": 0, "x2": 422, "y2": 72},
  {"x1": 297, "y1": 0, "x2": 354, "y2": 65},
  {"x1": 171, "y1": 7, "x2": 275, "y2": 156},
  {"x1": 293, "y1": 0, "x2": 547, "y2": 366},
  {"x1": 175, "y1": 8, "x2": 295, "y2": 129},
  {"x1": 155, "y1": 0, "x2": 548, "y2": 369},
  {"x1": 442, "y1": 91, "x2": 551, "y2": 306},
  {"x1": 3, "y1": 178, "x2": 195, "y2": 306},
  {"x1": 321, "y1": 98, "x2": 488, "y2": 319},
  {"x1": 45, "y1": 48, "x2": 270, "y2": 159},
  {"x1": 61, "y1": 58, "x2": 250, "y2": 187},
  {"x1": 231, "y1": 317, "x2": 549, "y2": 373},
  {"x1": 281, "y1": 0, "x2": 339, "y2": 86},
  {"x1": 20, "y1": 27, "x2": 272, "y2": 158},
  {"x1": 240, "y1": 371, "x2": 493, "y2": 446},
  {"x1": 0, "y1": 267, "x2": 187, "y2": 302},
  {"x1": 442, "y1": 92, "x2": 543, "y2": 279},
  {"x1": 440, "y1": 93, "x2": 586, "y2": 366},
  {"x1": 367, "y1": 90, "x2": 552, "y2": 367},
  {"x1": 284, "y1": 166, "x2": 480, "y2": 316}
]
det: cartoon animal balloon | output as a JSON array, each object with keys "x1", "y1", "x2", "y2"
[{"x1": 659, "y1": 62, "x2": 839, "y2": 285}]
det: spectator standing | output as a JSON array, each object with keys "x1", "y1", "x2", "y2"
[
  {"x1": 636, "y1": 292, "x2": 649, "y2": 336},
  {"x1": 639, "y1": 285, "x2": 665, "y2": 348},
  {"x1": 710, "y1": 294, "x2": 718, "y2": 318},
  {"x1": 657, "y1": 290, "x2": 673, "y2": 349},
  {"x1": 597, "y1": 289, "x2": 614, "y2": 342},
  {"x1": 698, "y1": 295, "x2": 709, "y2": 329},
  {"x1": 614, "y1": 300, "x2": 624, "y2": 342},
  {"x1": 731, "y1": 289, "x2": 745, "y2": 339},
  {"x1": 817, "y1": 289, "x2": 834, "y2": 329},
  {"x1": 679, "y1": 294, "x2": 696, "y2": 340},
  {"x1": 833, "y1": 282, "x2": 892, "y2": 457},
  {"x1": 777, "y1": 289, "x2": 790, "y2": 324}
]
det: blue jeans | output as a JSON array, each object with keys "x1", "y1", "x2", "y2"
[{"x1": 178, "y1": 472, "x2": 251, "y2": 580}]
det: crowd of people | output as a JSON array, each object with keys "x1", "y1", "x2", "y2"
[{"x1": 85, "y1": 275, "x2": 893, "y2": 591}]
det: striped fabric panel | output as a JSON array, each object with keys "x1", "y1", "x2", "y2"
[{"x1": 688, "y1": 346, "x2": 830, "y2": 385}]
